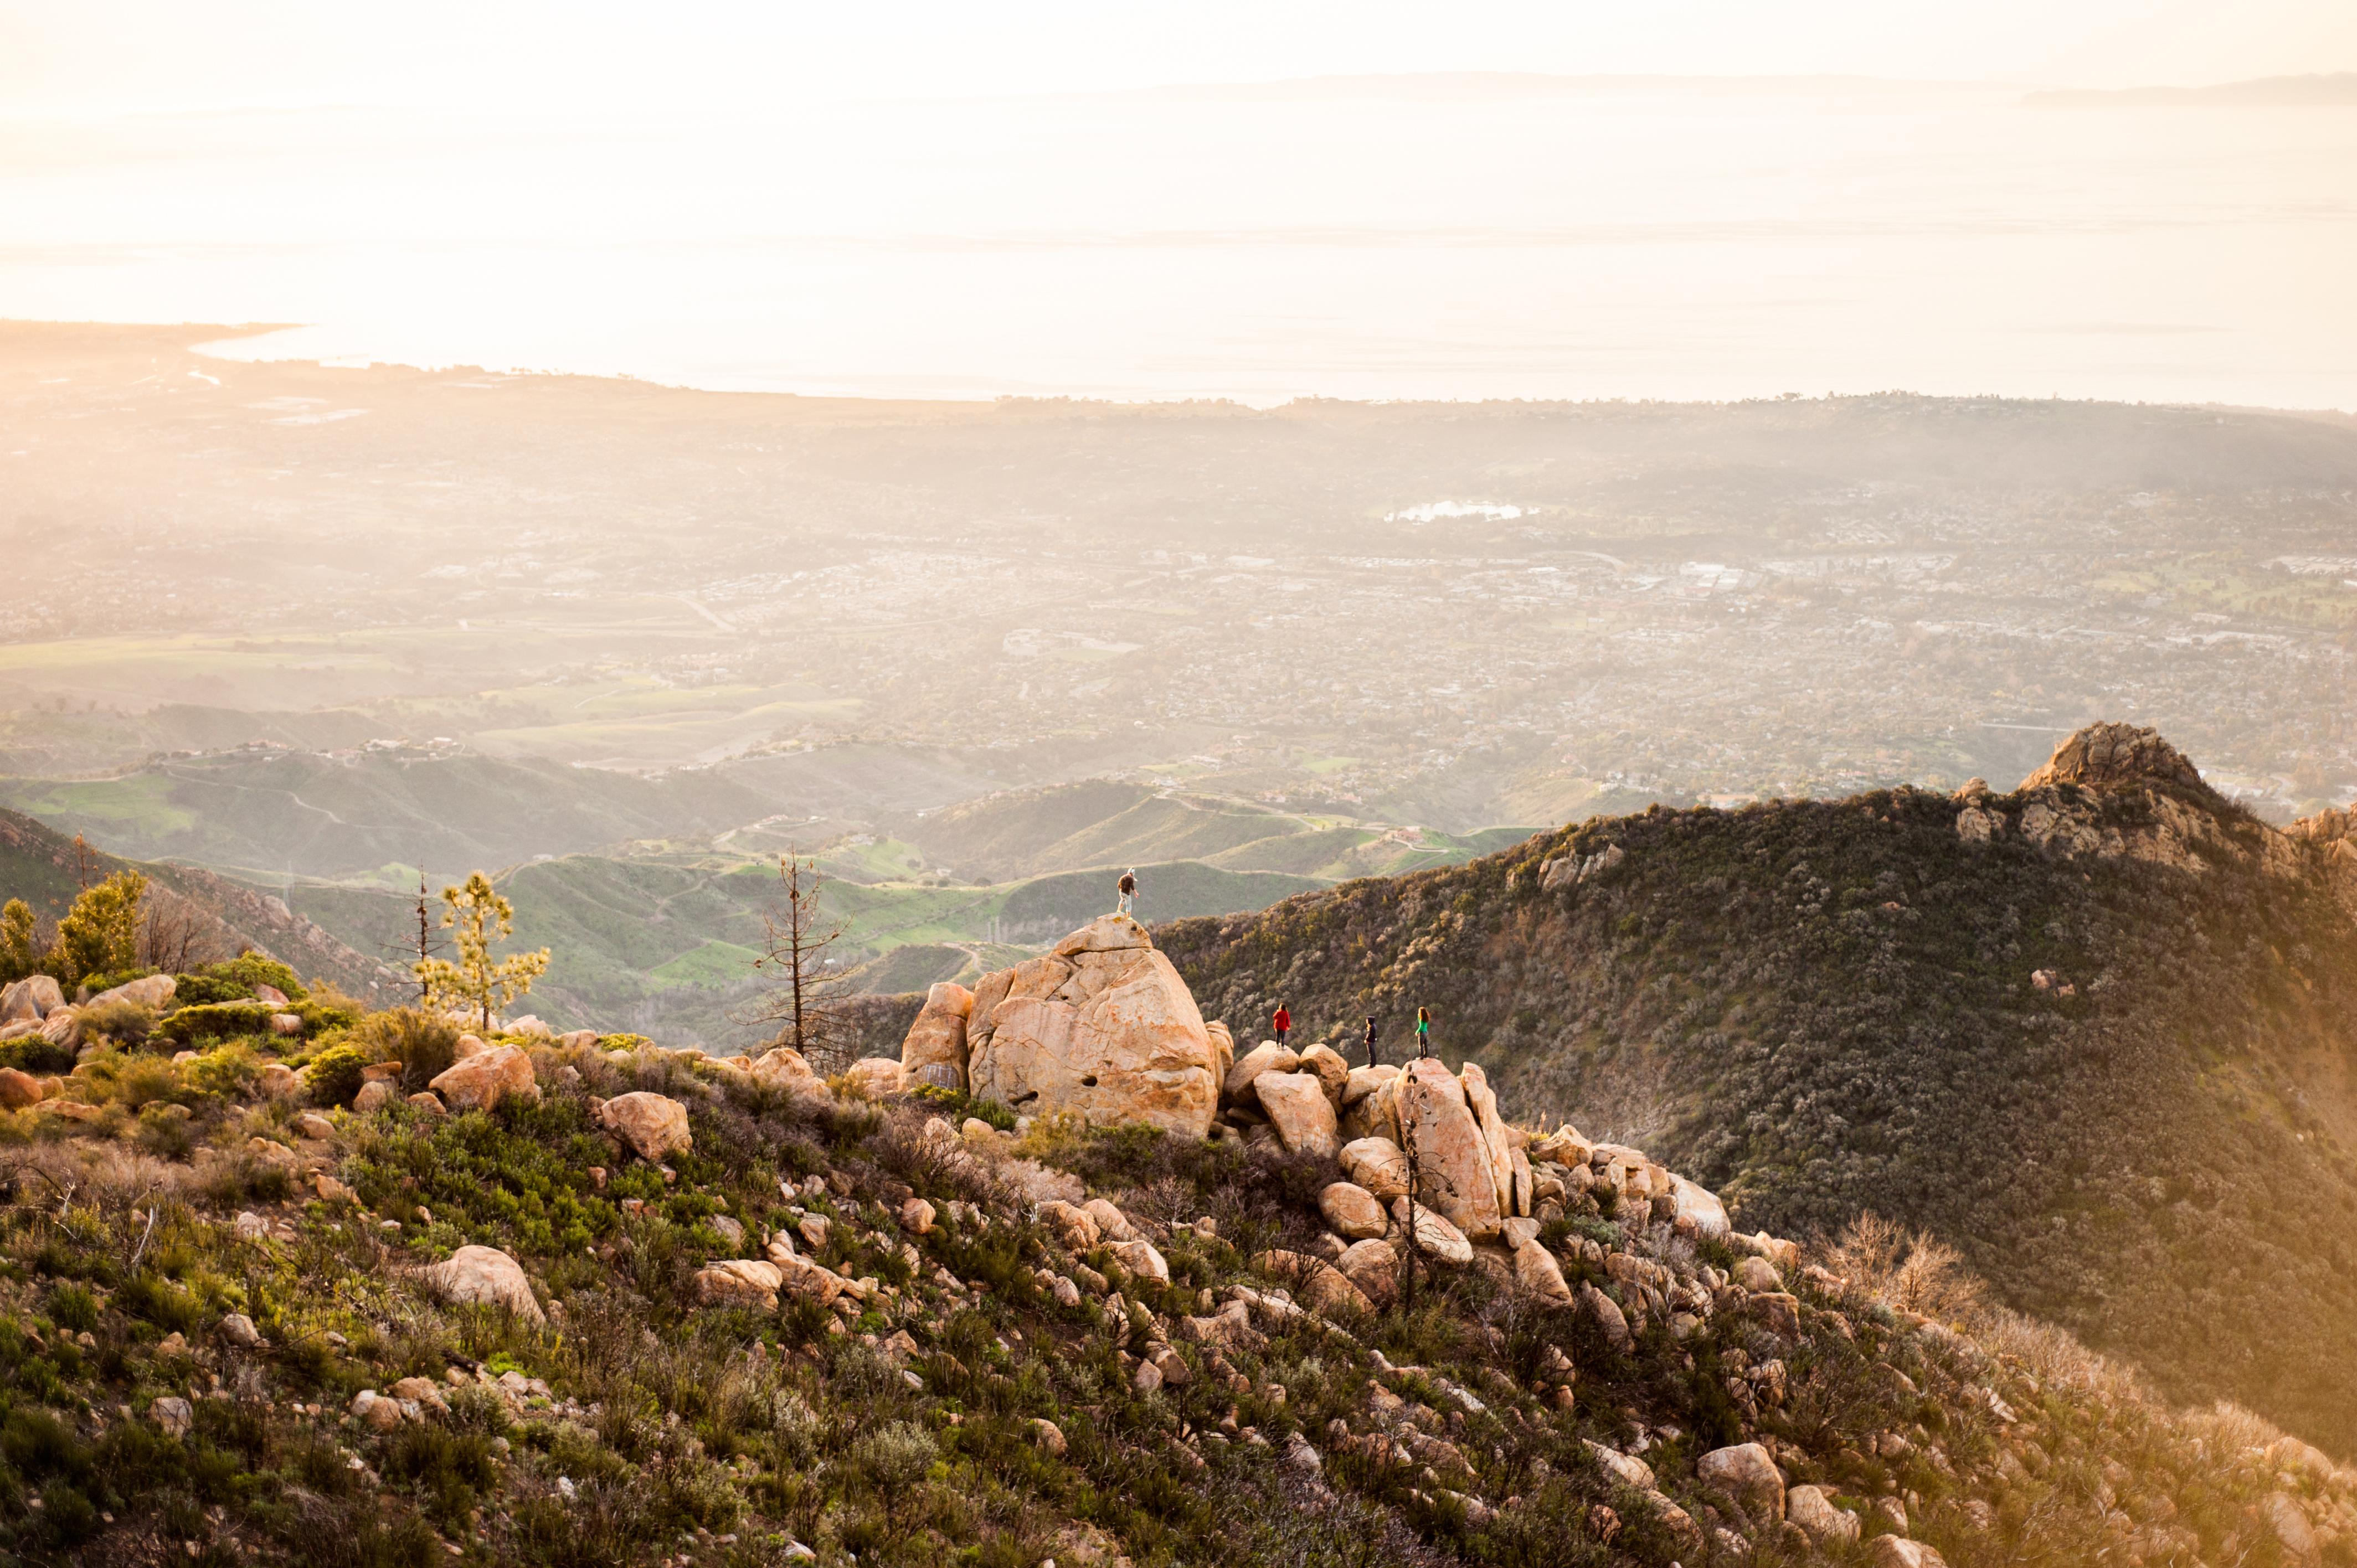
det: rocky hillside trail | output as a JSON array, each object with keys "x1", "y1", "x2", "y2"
[
  {"x1": 1158, "y1": 725, "x2": 2357, "y2": 1461},
  {"x1": 3, "y1": 737, "x2": 2357, "y2": 1566}
]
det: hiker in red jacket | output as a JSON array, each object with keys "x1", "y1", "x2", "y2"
[{"x1": 1272, "y1": 1004, "x2": 1291, "y2": 1047}]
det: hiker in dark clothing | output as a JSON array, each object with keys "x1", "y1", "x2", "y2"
[
  {"x1": 1116, "y1": 868, "x2": 1136, "y2": 916},
  {"x1": 1273, "y1": 1004, "x2": 1291, "y2": 1047},
  {"x1": 1415, "y1": 1005, "x2": 1432, "y2": 1058},
  {"x1": 1362, "y1": 1015, "x2": 1378, "y2": 1069}
]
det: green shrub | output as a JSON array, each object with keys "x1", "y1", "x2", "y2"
[
  {"x1": 155, "y1": 1001, "x2": 281, "y2": 1047},
  {"x1": 302, "y1": 1043, "x2": 370, "y2": 1109},
  {"x1": 912, "y1": 1083, "x2": 1015, "y2": 1131},
  {"x1": 76, "y1": 997, "x2": 157, "y2": 1048},
  {"x1": 0, "y1": 1031, "x2": 76, "y2": 1075},
  {"x1": 46, "y1": 1281, "x2": 99, "y2": 1334},
  {"x1": 346, "y1": 1009, "x2": 462, "y2": 1092}
]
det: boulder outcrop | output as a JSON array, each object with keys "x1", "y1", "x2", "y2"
[
  {"x1": 919, "y1": 914, "x2": 1219, "y2": 1137},
  {"x1": 428, "y1": 1045, "x2": 538, "y2": 1112},
  {"x1": 2019, "y1": 721, "x2": 2203, "y2": 792}
]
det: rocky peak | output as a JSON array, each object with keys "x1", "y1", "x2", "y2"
[{"x1": 2017, "y1": 722, "x2": 2205, "y2": 793}]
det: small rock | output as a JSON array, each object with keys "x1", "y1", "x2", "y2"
[
  {"x1": 899, "y1": 1197, "x2": 936, "y2": 1236},
  {"x1": 294, "y1": 1111, "x2": 337, "y2": 1140},
  {"x1": 407, "y1": 1092, "x2": 447, "y2": 1116},
  {"x1": 1866, "y1": 1540, "x2": 1948, "y2": 1568},
  {"x1": 1734, "y1": 1255, "x2": 1782, "y2": 1292},
  {"x1": 1788, "y1": 1486, "x2": 1860, "y2": 1545},
  {"x1": 1030, "y1": 1418, "x2": 1069, "y2": 1457},
  {"x1": 597, "y1": 1091, "x2": 692, "y2": 1161},
  {"x1": 218, "y1": 1313, "x2": 263, "y2": 1348},
  {"x1": 420, "y1": 1244, "x2": 545, "y2": 1323},
  {"x1": 1698, "y1": 1442, "x2": 1785, "y2": 1522},
  {"x1": 352, "y1": 1080, "x2": 401, "y2": 1114},
  {"x1": 267, "y1": 1012, "x2": 305, "y2": 1038},
  {"x1": 150, "y1": 1395, "x2": 193, "y2": 1437}
]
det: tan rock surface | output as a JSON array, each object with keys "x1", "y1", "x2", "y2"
[
  {"x1": 1512, "y1": 1237, "x2": 1576, "y2": 1304},
  {"x1": 422, "y1": 1244, "x2": 544, "y2": 1323},
  {"x1": 1254, "y1": 1070, "x2": 1339, "y2": 1157},
  {"x1": 843, "y1": 1056, "x2": 906, "y2": 1098},
  {"x1": 899, "y1": 981, "x2": 975, "y2": 1089},
  {"x1": 966, "y1": 916, "x2": 1218, "y2": 1137},
  {"x1": 600, "y1": 1092, "x2": 692, "y2": 1161},
  {"x1": 1339, "y1": 1136, "x2": 1410, "y2": 1198},
  {"x1": 1223, "y1": 1039, "x2": 1299, "y2": 1102},
  {"x1": 1319, "y1": 1181, "x2": 1388, "y2": 1239},
  {"x1": 749, "y1": 1046, "x2": 830, "y2": 1100},
  {"x1": 1394, "y1": 1059, "x2": 1501, "y2": 1240},
  {"x1": 428, "y1": 1045, "x2": 539, "y2": 1112}
]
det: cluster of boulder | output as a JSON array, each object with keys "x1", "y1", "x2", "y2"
[{"x1": 0, "y1": 971, "x2": 193, "y2": 1053}]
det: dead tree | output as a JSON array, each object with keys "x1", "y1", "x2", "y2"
[
  {"x1": 1398, "y1": 1090, "x2": 1422, "y2": 1316},
  {"x1": 742, "y1": 850, "x2": 854, "y2": 1075}
]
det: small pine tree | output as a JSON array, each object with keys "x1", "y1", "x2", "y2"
[
  {"x1": 56, "y1": 870, "x2": 146, "y2": 983},
  {"x1": 0, "y1": 899, "x2": 38, "y2": 984},
  {"x1": 414, "y1": 871, "x2": 550, "y2": 1034}
]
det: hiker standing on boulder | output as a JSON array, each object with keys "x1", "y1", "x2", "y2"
[
  {"x1": 1415, "y1": 1005, "x2": 1432, "y2": 1058},
  {"x1": 1362, "y1": 1015, "x2": 1378, "y2": 1069},
  {"x1": 1272, "y1": 1003, "x2": 1290, "y2": 1048},
  {"x1": 1115, "y1": 867, "x2": 1136, "y2": 917}
]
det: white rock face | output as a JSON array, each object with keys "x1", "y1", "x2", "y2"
[
  {"x1": 422, "y1": 1244, "x2": 545, "y2": 1323},
  {"x1": 965, "y1": 915, "x2": 1219, "y2": 1137}
]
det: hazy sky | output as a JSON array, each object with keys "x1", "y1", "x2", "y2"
[{"x1": 6, "y1": 1, "x2": 2357, "y2": 114}]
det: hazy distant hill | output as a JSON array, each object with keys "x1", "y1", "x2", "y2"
[
  {"x1": 0, "y1": 806, "x2": 394, "y2": 999},
  {"x1": 889, "y1": 780, "x2": 1532, "y2": 885},
  {"x1": 0, "y1": 746, "x2": 774, "y2": 878},
  {"x1": 1160, "y1": 729, "x2": 2357, "y2": 1454}
]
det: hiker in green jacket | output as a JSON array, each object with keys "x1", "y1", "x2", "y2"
[{"x1": 1415, "y1": 1005, "x2": 1432, "y2": 1058}]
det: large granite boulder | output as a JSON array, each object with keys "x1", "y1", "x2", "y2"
[
  {"x1": 1254, "y1": 1071, "x2": 1339, "y2": 1157},
  {"x1": 89, "y1": 973, "x2": 176, "y2": 1010},
  {"x1": 428, "y1": 1045, "x2": 538, "y2": 1112},
  {"x1": 899, "y1": 982, "x2": 975, "y2": 1089},
  {"x1": 964, "y1": 915, "x2": 1219, "y2": 1137},
  {"x1": 1394, "y1": 1058, "x2": 1501, "y2": 1240},
  {"x1": 0, "y1": 976, "x2": 64, "y2": 1024}
]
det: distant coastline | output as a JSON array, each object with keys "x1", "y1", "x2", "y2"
[{"x1": 2024, "y1": 72, "x2": 2357, "y2": 108}]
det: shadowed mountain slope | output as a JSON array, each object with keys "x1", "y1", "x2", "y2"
[
  {"x1": 0, "y1": 806, "x2": 396, "y2": 998},
  {"x1": 1158, "y1": 726, "x2": 2357, "y2": 1456}
]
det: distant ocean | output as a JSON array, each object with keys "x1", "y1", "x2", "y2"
[{"x1": 5, "y1": 76, "x2": 2356, "y2": 408}]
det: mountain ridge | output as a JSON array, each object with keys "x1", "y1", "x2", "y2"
[{"x1": 1157, "y1": 724, "x2": 2357, "y2": 1456}]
